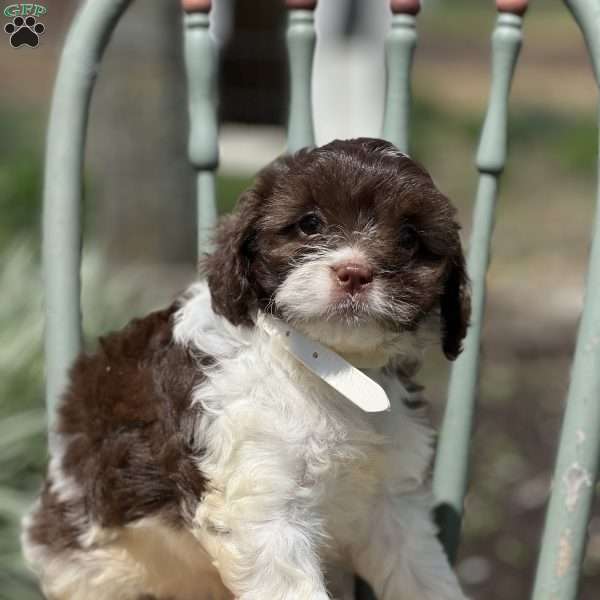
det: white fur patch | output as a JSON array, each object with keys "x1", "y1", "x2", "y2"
[{"x1": 173, "y1": 283, "x2": 465, "y2": 600}]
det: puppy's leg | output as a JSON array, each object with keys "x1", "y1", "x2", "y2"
[
  {"x1": 352, "y1": 491, "x2": 466, "y2": 600},
  {"x1": 194, "y1": 449, "x2": 329, "y2": 600}
]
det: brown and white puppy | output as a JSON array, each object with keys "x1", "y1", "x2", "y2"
[{"x1": 22, "y1": 138, "x2": 470, "y2": 600}]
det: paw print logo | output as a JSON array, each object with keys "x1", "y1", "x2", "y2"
[{"x1": 4, "y1": 15, "x2": 45, "y2": 48}]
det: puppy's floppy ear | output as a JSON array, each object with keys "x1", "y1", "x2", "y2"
[
  {"x1": 202, "y1": 190, "x2": 261, "y2": 326},
  {"x1": 201, "y1": 153, "x2": 300, "y2": 325},
  {"x1": 440, "y1": 248, "x2": 471, "y2": 360}
]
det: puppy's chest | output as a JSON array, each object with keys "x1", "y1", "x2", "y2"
[{"x1": 200, "y1": 344, "x2": 404, "y2": 487}]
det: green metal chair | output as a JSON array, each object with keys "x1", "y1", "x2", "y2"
[{"x1": 41, "y1": 0, "x2": 600, "y2": 598}]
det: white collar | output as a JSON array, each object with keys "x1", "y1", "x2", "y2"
[{"x1": 256, "y1": 313, "x2": 391, "y2": 413}]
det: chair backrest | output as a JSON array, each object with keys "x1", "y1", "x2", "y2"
[{"x1": 41, "y1": 1, "x2": 600, "y2": 598}]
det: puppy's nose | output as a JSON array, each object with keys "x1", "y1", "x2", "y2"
[{"x1": 334, "y1": 263, "x2": 374, "y2": 295}]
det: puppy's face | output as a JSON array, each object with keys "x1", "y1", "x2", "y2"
[{"x1": 204, "y1": 138, "x2": 470, "y2": 361}]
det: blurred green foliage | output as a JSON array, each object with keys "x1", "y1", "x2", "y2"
[
  {"x1": 0, "y1": 109, "x2": 43, "y2": 250},
  {"x1": 0, "y1": 240, "x2": 46, "y2": 600},
  {"x1": 0, "y1": 110, "x2": 46, "y2": 599},
  {"x1": 412, "y1": 98, "x2": 597, "y2": 180},
  {"x1": 216, "y1": 173, "x2": 252, "y2": 215}
]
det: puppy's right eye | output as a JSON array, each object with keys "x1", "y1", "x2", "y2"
[
  {"x1": 297, "y1": 214, "x2": 323, "y2": 236},
  {"x1": 398, "y1": 224, "x2": 420, "y2": 252}
]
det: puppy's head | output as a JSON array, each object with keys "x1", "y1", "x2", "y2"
[{"x1": 204, "y1": 138, "x2": 470, "y2": 363}]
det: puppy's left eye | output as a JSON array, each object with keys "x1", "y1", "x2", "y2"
[
  {"x1": 399, "y1": 225, "x2": 420, "y2": 252},
  {"x1": 297, "y1": 214, "x2": 323, "y2": 236}
]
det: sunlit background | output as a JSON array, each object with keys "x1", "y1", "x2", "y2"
[{"x1": 1, "y1": 0, "x2": 599, "y2": 598}]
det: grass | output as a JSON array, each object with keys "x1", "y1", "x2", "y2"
[
  {"x1": 0, "y1": 109, "x2": 43, "y2": 251},
  {"x1": 0, "y1": 242, "x2": 46, "y2": 600}
]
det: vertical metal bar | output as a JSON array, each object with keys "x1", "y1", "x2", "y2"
[
  {"x1": 381, "y1": 0, "x2": 420, "y2": 153},
  {"x1": 183, "y1": 0, "x2": 219, "y2": 256},
  {"x1": 432, "y1": 0, "x2": 527, "y2": 563},
  {"x1": 43, "y1": 0, "x2": 133, "y2": 428},
  {"x1": 285, "y1": 0, "x2": 317, "y2": 153},
  {"x1": 532, "y1": 2, "x2": 600, "y2": 597}
]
